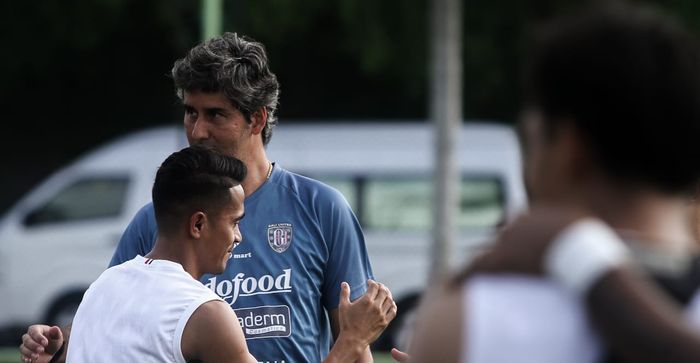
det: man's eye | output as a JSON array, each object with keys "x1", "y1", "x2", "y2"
[{"x1": 208, "y1": 111, "x2": 224, "y2": 118}]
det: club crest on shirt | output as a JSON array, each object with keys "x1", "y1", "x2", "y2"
[{"x1": 267, "y1": 223, "x2": 293, "y2": 253}]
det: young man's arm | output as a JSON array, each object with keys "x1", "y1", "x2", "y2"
[
  {"x1": 183, "y1": 280, "x2": 395, "y2": 363},
  {"x1": 181, "y1": 300, "x2": 257, "y2": 363}
]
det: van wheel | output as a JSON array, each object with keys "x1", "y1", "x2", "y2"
[
  {"x1": 376, "y1": 294, "x2": 420, "y2": 352},
  {"x1": 45, "y1": 292, "x2": 84, "y2": 327}
]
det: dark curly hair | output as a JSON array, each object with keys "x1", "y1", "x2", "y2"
[
  {"x1": 524, "y1": 3, "x2": 700, "y2": 194},
  {"x1": 172, "y1": 32, "x2": 280, "y2": 145}
]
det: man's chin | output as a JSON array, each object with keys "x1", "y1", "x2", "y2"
[
  {"x1": 210, "y1": 266, "x2": 226, "y2": 275},
  {"x1": 190, "y1": 142, "x2": 238, "y2": 158},
  {"x1": 204, "y1": 262, "x2": 227, "y2": 276}
]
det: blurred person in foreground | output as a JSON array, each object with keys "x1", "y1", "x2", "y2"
[
  {"x1": 21, "y1": 33, "x2": 386, "y2": 363},
  {"x1": 63, "y1": 146, "x2": 393, "y2": 363},
  {"x1": 688, "y1": 184, "x2": 700, "y2": 243},
  {"x1": 400, "y1": 3, "x2": 700, "y2": 363}
]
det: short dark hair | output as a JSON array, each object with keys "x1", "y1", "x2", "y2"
[
  {"x1": 524, "y1": 3, "x2": 700, "y2": 193},
  {"x1": 152, "y1": 146, "x2": 247, "y2": 236},
  {"x1": 172, "y1": 32, "x2": 280, "y2": 145}
]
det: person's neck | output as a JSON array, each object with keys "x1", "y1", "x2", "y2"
[
  {"x1": 235, "y1": 145, "x2": 272, "y2": 198},
  {"x1": 573, "y1": 181, "x2": 694, "y2": 254},
  {"x1": 145, "y1": 237, "x2": 204, "y2": 280}
]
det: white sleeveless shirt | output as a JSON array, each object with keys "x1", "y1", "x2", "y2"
[
  {"x1": 463, "y1": 275, "x2": 603, "y2": 363},
  {"x1": 66, "y1": 255, "x2": 223, "y2": 363}
]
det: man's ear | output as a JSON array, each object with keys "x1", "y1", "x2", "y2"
[
  {"x1": 250, "y1": 107, "x2": 268, "y2": 135},
  {"x1": 189, "y1": 212, "x2": 207, "y2": 239}
]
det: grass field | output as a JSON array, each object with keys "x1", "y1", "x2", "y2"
[
  {"x1": 0, "y1": 348, "x2": 17, "y2": 363},
  {"x1": 375, "y1": 353, "x2": 395, "y2": 362},
  {"x1": 0, "y1": 348, "x2": 395, "y2": 363}
]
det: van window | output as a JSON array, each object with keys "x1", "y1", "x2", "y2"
[
  {"x1": 23, "y1": 176, "x2": 129, "y2": 227},
  {"x1": 457, "y1": 178, "x2": 505, "y2": 228},
  {"x1": 364, "y1": 177, "x2": 504, "y2": 230},
  {"x1": 316, "y1": 175, "x2": 504, "y2": 231}
]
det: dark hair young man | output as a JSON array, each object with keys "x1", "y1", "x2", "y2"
[{"x1": 62, "y1": 146, "x2": 393, "y2": 363}]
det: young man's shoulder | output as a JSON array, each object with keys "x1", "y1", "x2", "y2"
[{"x1": 182, "y1": 299, "x2": 253, "y2": 362}]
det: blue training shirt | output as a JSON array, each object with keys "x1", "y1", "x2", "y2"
[{"x1": 109, "y1": 164, "x2": 374, "y2": 363}]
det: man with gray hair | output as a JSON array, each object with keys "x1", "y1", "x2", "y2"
[{"x1": 21, "y1": 33, "x2": 383, "y2": 363}]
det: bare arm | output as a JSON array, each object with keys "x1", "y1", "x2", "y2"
[
  {"x1": 405, "y1": 284, "x2": 461, "y2": 363},
  {"x1": 329, "y1": 309, "x2": 373, "y2": 362},
  {"x1": 586, "y1": 268, "x2": 700, "y2": 363},
  {"x1": 324, "y1": 281, "x2": 397, "y2": 363},
  {"x1": 181, "y1": 300, "x2": 257, "y2": 363},
  {"x1": 467, "y1": 206, "x2": 700, "y2": 363}
]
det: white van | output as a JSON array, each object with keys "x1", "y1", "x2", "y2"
[{"x1": 0, "y1": 122, "x2": 526, "y2": 348}]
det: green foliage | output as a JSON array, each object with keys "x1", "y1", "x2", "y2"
[
  {"x1": 2, "y1": 0, "x2": 700, "y2": 210},
  {"x1": 222, "y1": 0, "x2": 428, "y2": 118}
]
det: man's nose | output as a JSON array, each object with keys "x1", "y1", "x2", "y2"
[
  {"x1": 190, "y1": 119, "x2": 210, "y2": 140},
  {"x1": 234, "y1": 226, "x2": 243, "y2": 244}
]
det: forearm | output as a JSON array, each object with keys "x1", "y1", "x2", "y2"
[
  {"x1": 327, "y1": 317, "x2": 373, "y2": 363},
  {"x1": 323, "y1": 334, "x2": 365, "y2": 363},
  {"x1": 355, "y1": 347, "x2": 373, "y2": 363},
  {"x1": 588, "y1": 268, "x2": 700, "y2": 363},
  {"x1": 328, "y1": 278, "x2": 395, "y2": 363},
  {"x1": 542, "y1": 218, "x2": 700, "y2": 362}
]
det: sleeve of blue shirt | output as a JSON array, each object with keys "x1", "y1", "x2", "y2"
[
  {"x1": 320, "y1": 189, "x2": 375, "y2": 310},
  {"x1": 108, "y1": 203, "x2": 158, "y2": 268}
]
